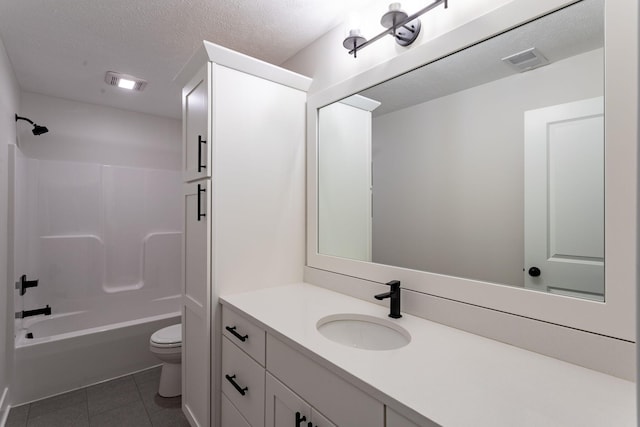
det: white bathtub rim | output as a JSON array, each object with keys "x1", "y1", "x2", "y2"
[{"x1": 16, "y1": 310, "x2": 181, "y2": 348}]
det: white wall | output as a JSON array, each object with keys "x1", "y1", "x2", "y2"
[
  {"x1": 318, "y1": 101, "x2": 372, "y2": 262},
  {"x1": 0, "y1": 34, "x2": 20, "y2": 417},
  {"x1": 17, "y1": 92, "x2": 181, "y2": 170},
  {"x1": 371, "y1": 49, "x2": 603, "y2": 287},
  {"x1": 282, "y1": 0, "x2": 513, "y2": 93}
]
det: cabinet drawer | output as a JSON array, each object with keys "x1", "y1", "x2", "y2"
[
  {"x1": 223, "y1": 306, "x2": 266, "y2": 366},
  {"x1": 266, "y1": 334, "x2": 384, "y2": 427},
  {"x1": 221, "y1": 394, "x2": 251, "y2": 427},
  {"x1": 222, "y1": 336, "x2": 265, "y2": 427}
]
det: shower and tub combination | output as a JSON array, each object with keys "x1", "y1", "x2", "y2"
[{"x1": 8, "y1": 144, "x2": 183, "y2": 404}]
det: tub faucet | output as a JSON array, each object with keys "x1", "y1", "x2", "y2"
[
  {"x1": 15, "y1": 305, "x2": 51, "y2": 319},
  {"x1": 374, "y1": 280, "x2": 402, "y2": 319},
  {"x1": 15, "y1": 274, "x2": 39, "y2": 296}
]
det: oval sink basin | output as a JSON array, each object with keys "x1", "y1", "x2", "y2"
[{"x1": 316, "y1": 313, "x2": 411, "y2": 350}]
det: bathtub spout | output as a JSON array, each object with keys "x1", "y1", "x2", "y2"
[{"x1": 15, "y1": 305, "x2": 51, "y2": 319}]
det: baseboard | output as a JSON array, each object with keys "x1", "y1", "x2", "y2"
[
  {"x1": 0, "y1": 387, "x2": 9, "y2": 427},
  {"x1": 304, "y1": 266, "x2": 635, "y2": 381}
]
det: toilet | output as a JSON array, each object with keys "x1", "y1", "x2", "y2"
[{"x1": 149, "y1": 323, "x2": 182, "y2": 397}]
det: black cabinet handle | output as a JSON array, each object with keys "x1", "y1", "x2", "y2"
[
  {"x1": 197, "y1": 135, "x2": 207, "y2": 173},
  {"x1": 295, "y1": 412, "x2": 307, "y2": 427},
  {"x1": 225, "y1": 374, "x2": 248, "y2": 396},
  {"x1": 197, "y1": 184, "x2": 206, "y2": 222},
  {"x1": 528, "y1": 266, "x2": 541, "y2": 277},
  {"x1": 225, "y1": 326, "x2": 248, "y2": 342}
]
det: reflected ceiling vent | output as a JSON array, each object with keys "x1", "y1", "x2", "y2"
[
  {"x1": 502, "y1": 47, "x2": 549, "y2": 72},
  {"x1": 105, "y1": 71, "x2": 147, "y2": 91}
]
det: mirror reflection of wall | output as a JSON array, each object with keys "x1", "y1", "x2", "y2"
[{"x1": 317, "y1": 0, "x2": 604, "y2": 300}]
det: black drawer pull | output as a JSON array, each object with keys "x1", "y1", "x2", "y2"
[
  {"x1": 197, "y1": 135, "x2": 207, "y2": 173},
  {"x1": 225, "y1": 374, "x2": 248, "y2": 396},
  {"x1": 225, "y1": 326, "x2": 248, "y2": 342},
  {"x1": 197, "y1": 184, "x2": 206, "y2": 221},
  {"x1": 295, "y1": 412, "x2": 306, "y2": 427}
]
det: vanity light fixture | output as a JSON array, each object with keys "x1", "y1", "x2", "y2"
[
  {"x1": 343, "y1": 0, "x2": 448, "y2": 58},
  {"x1": 104, "y1": 71, "x2": 147, "y2": 91}
]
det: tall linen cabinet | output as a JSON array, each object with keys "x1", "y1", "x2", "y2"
[{"x1": 176, "y1": 41, "x2": 311, "y2": 427}]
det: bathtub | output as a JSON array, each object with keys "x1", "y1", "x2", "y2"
[{"x1": 12, "y1": 295, "x2": 181, "y2": 405}]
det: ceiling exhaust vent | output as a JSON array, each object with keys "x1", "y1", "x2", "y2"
[
  {"x1": 502, "y1": 48, "x2": 549, "y2": 72},
  {"x1": 105, "y1": 71, "x2": 147, "y2": 91}
]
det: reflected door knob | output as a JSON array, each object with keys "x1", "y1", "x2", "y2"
[{"x1": 528, "y1": 267, "x2": 541, "y2": 277}]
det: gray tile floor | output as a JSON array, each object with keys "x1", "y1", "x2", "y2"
[{"x1": 5, "y1": 366, "x2": 190, "y2": 427}]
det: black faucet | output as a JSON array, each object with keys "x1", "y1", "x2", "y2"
[
  {"x1": 374, "y1": 280, "x2": 402, "y2": 319},
  {"x1": 15, "y1": 305, "x2": 51, "y2": 319}
]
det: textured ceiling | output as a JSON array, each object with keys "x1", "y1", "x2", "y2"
[
  {"x1": 360, "y1": 0, "x2": 603, "y2": 116},
  {"x1": 0, "y1": 0, "x2": 379, "y2": 119}
]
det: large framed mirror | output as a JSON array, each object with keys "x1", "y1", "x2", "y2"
[{"x1": 307, "y1": 0, "x2": 637, "y2": 341}]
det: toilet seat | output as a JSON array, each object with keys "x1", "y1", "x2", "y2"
[{"x1": 150, "y1": 324, "x2": 182, "y2": 348}]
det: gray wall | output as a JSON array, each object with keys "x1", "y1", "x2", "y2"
[
  {"x1": 371, "y1": 49, "x2": 602, "y2": 287},
  {"x1": 0, "y1": 34, "x2": 20, "y2": 412}
]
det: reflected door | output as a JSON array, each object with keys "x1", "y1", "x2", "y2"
[{"x1": 524, "y1": 97, "x2": 604, "y2": 299}]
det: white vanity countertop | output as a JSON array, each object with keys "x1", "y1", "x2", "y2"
[{"x1": 220, "y1": 283, "x2": 635, "y2": 427}]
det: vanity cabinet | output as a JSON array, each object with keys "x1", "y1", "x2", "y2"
[
  {"x1": 221, "y1": 306, "x2": 266, "y2": 427},
  {"x1": 221, "y1": 304, "x2": 397, "y2": 427},
  {"x1": 177, "y1": 40, "x2": 311, "y2": 427}
]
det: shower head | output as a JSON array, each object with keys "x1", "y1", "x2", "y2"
[
  {"x1": 15, "y1": 114, "x2": 49, "y2": 135},
  {"x1": 32, "y1": 124, "x2": 49, "y2": 135}
]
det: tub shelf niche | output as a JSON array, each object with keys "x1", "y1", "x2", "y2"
[{"x1": 38, "y1": 231, "x2": 182, "y2": 297}]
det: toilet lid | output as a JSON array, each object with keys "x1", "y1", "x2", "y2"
[{"x1": 151, "y1": 324, "x2": 182, "y2": 345}]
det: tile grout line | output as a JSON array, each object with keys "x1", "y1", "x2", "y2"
[
  {"x1": 24, "y1": 402, "x2": 31, "y2": 426},
  {"x1": 84, "y1": 387, "x2": 90, "y2": 427},
  {"x1": 134, "y1": 373, "x2": 154, "y2": 426}
]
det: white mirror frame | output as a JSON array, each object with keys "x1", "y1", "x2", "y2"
[{"x1": 307, "y1": 0, "x2": 637, "y2": 341}]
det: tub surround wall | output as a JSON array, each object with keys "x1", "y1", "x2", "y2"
[
  {"x1": 0, "y1": 33, "x2": 20, "y2": 423},
  {"x1": 12, "y1": 154, "x2": 182, "y2": 315}
]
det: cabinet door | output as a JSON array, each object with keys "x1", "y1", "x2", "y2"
[
  {"x1": 182, "y1": 180, "x2": 211, "y2": 427},
  {"x1": 265, "y1": 373, "x2": 336, "y2": 427},
  {"x1": 182, "y1": 66, "x2": 210, "y2": 182},
  {"x1": 266, "y1": 373, "x2": 310, "y2": 427},
  {"x1": 222, "y1": 394, "x2": 251, "y2": 427},
  {"x1": 311, "y1": 408, "x2": 337, "y2": 427}
]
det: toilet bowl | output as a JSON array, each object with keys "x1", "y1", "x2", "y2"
[{"x1": 150, "y1": 323, "x2": 182, "y2": 397}]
